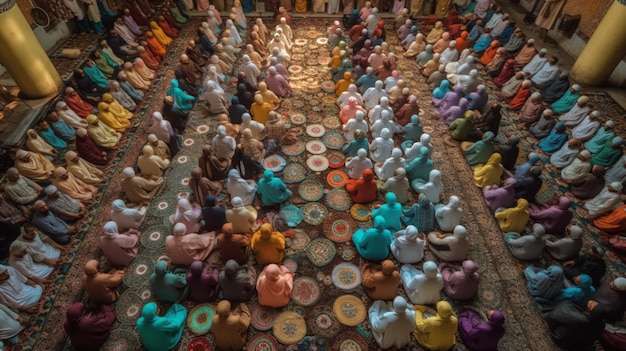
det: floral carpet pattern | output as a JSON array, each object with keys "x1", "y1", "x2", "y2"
[{"x1": 22, "y1": 18, "x2": 626, "y2": 351}]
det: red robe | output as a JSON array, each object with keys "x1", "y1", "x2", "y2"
[
  {"x1": 129, "y1": 2, "x2": 148, "y2": 26},
  {"x1": 65, "y1": 95, "x2": 94, "y2": 118},
  {"x1": 76, "y1": 135, "x2": 108, "y2": 166},
  {"x1": 508, "y1": 86, "x2": 531, "y2": 110},
  {"x1": 140, "y1": 50, "x2": 160, "y2": 70},
  {"x1": 157, "y1": 19, "x2": 179, "y2": 38},
  {"x1": 346, "y1": 170, "x2": 378, "y2": 203}
]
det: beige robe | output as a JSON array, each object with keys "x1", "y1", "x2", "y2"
[
  {"x1": 15, "y1": 153, "x2": 55, "y2": 181},
  {"x1": 121, "y1": 176, "x2": 163, "y2": 204},
  {"x1": 535, "y1": 0, "x2": 566, "y2": 30},
  {"x1": 87, "y1": 122, "x2": 121, "y2": 148},
  {"x1": 67, "y1": 159, "x2": 105, "y2": 185},
  {"x1": 53, "y1": 173, "x2": 97, "y2": 202},
  {"x1": 26, "y1": 135, "x2": 56, "y2": 157}
]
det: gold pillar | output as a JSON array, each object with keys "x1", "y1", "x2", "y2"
[
  {"x1": 570, "y1": 1, "x2": 626, "y2": 86},
  {"x1": 0, "y1": 0, "x2": 62, "y2": 98}
]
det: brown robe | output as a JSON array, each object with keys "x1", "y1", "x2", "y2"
[
  {"x1": 81, "y1": 260, "x2": 124, "y2": 304},
  {"x1": 217, "y1": 223, "x2": 251, "y2": 264},
  {"x1": 360, "y1": 260, "x2": 402, "y2": 301},
  {"x1": 212, "y1": 302, "x2": 251, "y2": 350},
  {"x1": 53, "y1": 172, "x2": 97, "y2": 203}
]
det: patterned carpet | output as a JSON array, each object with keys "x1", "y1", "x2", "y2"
[{"x1": 22, "y1": 17, "x2": 626, "y2": 351}]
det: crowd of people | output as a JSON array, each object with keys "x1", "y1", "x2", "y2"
[{"x1": 1, "y1": 0, "x2": 626, "y2": 350}]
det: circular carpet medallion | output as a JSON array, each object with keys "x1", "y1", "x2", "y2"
[
  {"x1": 333, "y1": 295, "x2": 367, "y2": 327},
  {"x1": 350, "y1": 203, "x2": 371, "y2": 222},
  {"x1": 323, "y1": 214, "x2": 355, "y2": 243},
  {"x1": 306, "y1": 155, "x2": 329, "y2": 172},
  {"x1": 148, "y1": 193, "x2": 176, "y2": 217},
  {"x1": 186, "y1": 337, "x2": 211, "y2": 351},
  {"x1": 289, "y1": 113, "x2": 306, "y2": 125},
  {"x1": 307, "y1": 305, "x2": 340, "y2": 338},
  {"x1": 316, "y1": 37, "x2": 328, "y2": 45},
  {"x1": 140, "y1": 225, "x2": 168, "y2": 250},
  {"x1": 332, "y1": 331, "x2": 370, "y2": 351},
  {"x1": 123, "y1": 254, "x2": 155, "y2": 288},
  {"x1": 318, "y1": 56, "x2": 331, "y2": 65},
  {"x1": 263, "y1": 154, "x2": 287, "y2": 172},
  {"x1": 423, "y1": 126, "x2": 434, "y2": 133},
  {"x1": 302, "y1": 202, "x2": 329, "y2": 225},
  {"x1": 327, "y1": 170, "x2": 349, "y2": 187},
  {"x1": 288, "y1": 65, "x2": 303, "y2": 74},
  {"x1": 273, "y1": 311, "x2": 307, "y2": 345},
  {"x1": 247, "y1": 333, "x2": 279, "y2": 351},
  {"x1": 325, "y1": 188, "x2": 353, "y2": 211},
  {"x1": 295, "y1": 38, "x2": 308, "y2": 46},
  {"x1": 305, "y1": 238, "x2": 336, "y2": 267},
  {"x1": 115, "y1": 292, "x2": 143, "y2": 325},
  {"x1": 196, "y1": 124, "x2": 210, "y2": 134},
  {"x1": 321, "y1": 80, "x2": 335, "y2": 92},
  {"x1": 187, "y1": 304, "x2": 215, "y2": 335},
  {"x1": 177, "y1": 155, "x2": 188, "y2": 164},
  {"x1": 322, "y1": 131, "x2": 345, "y2": 150},
  {"x1": 305, "y1": 140, "x2": 327, "y2": 155},
  {"x1": 322, "y1": 95, "x2": 338, "y2": 104},
  {"x1": 341, "y1": 247, "x2": 357, "y2": 261},
  {"x1": 288, "y1": 125, "x2": 305, "y2": 137},
  {"x1": 282, "y1": 141, "x2": 306, "y2": 156},
  {"x1": 282, "y1": 162, "x2": 307, "y2": 184},
  {"x1": 101, "y1": 328, "x2": 140, "y2": 351},
  {"x1": 285, "y1": 229, "x2": 310, "y2": 250},
  {"x1": 291, "y1": 276, "x2": 321, "y2": 307},
  {"x1": 298, "y1": 179, "x2": 325, "y2": 202},
  {"x1": 183, "y1": 138, "x2": 194, "y2": 146},
  {"x1": 280, "y1": 205, "x2": 303, "y2": 227},
  {"x1": 323, "y1": 116, "x2": 342, "y2": 129},
  {"x1": 327, "y1": 151, "x2": 345, "y2": 169},
  {"x1": 332, "y1": 263, "x2": 362, "y2": 291},
  {"x1": 307, "y1": 113, "x2": 322, "y2": 123},
  {"x1": 181, "y1": 177, "x2": 189, "y2": 186},
  {"x1": 250, "y1": 304, "x2": 278, "y2": 331},
  {"x1": 306, "y1": 124, "x2": 326, "y2": 137},
  {"x1": 292, "y1": 53, "x2": 304, "y2": 60},
  {"x1": 283, "y1": 258, "x2": 298, "y2": 272},
  {"x1": 305, "y1": 58, "x2": 318, "y2": 66}
]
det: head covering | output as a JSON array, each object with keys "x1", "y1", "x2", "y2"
[
  {"x1": 44, "y1": 185, "x2": 58, "y2": 195},
  {"x1": 614, "y1": 277, "x2": 626, "y2": 291}
]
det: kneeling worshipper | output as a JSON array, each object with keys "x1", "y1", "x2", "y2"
[
  {"x1": 414, "y1": 301, "x2": 458, "y2": 351},
  {"x1": 402, "y1": 194, "x2": 436, "y2": 232},
  {"x1": 428, "y1": 225, "x2": 470, "y2": 262},
  {"x1": 97, "y1": 102, "x2": 130, "y2": 132},
  {"x1": 14, "y1": 149, "x2": 55, "y2": 183},
  {"x1": 64, "y1": 151, "x2": 105, "y2": 186},
  {"x1": 137, "y1": 302, "x2": 187, "y2": 351},
  {"x1": 64, "y1": 302, "x2": 116, "y2": 351},
  {"x1": 380, "y1": 168, "x2": 410, "y2": 204},
  {"x1": 371, "y1": 193, "x2": 403, "y2": 231},
  {"x1": 120, "y1": 167, "x2": 163, "y2": 207},
  {"x1": 483, "y1": 177, "x2": 517, "y2": 212},
  {"x1": 101, "y1": 91, "x2": 133, "y2": 123},
  {"x1": 462, "y1": 131, "x2": 495, "y2": 166},
  {"x1": 75, "y1": 128, "x2": 108, "y2": 166},
  {"x1": 17, "y1": 224, "x2": 62, "y2": 265},
  {"x1": 473, "y1": 153, "x2": 504, "y2": 188},
  {"x1": 26, "y1": 129, "x2": 57, "y2": 161},
  {"x1": 226, "y1": 197, "x2": 257, "y2": 234},
  {"x1": 496, "y1": 198, "x2": 530, "y2": 233},
  {"x1": 594, "y1": 200, "x2": 626, "y2": 234},
  {"x1": 586, "y1": 120, "x2": 616, "y2": 153},
  {"x1": 571, "y1": 111, "x2": 601, "y2": 141},
  {"x1": 166, "y1": 223, "x2": 215, "y2": 266},
  {"x1": 8, "y1": 241, "x2": 54, "y2": 283},
  {"x1": 85, "y1": 115, "x2": 122, "y2": 149},
  {"x1": 52, "y1": 167, "x2": 97, "y2": 204},
  {"x1": 250, "y1": 223, "x2": 285, "y2": 265},
  {"x1": 110, "y1": 199, "x2": 145, "y2": 231},
  {"x1": 149, "y1": 261, "x2": 188, "y2": 303},
  {"x1": 212, "y1": 300, "x2": 251, "y2": 351},
  {"x1": 31, "y1": 200, "x2": 76, "y2": 245},
  {"x1": 375, "y1": 148, "x2": 406, "y2": 181},
  {"x1": 352, "y1": 216, "x2": 394, "y2": 261},
  {"x1": 557, "y1": 273, "x2": 596, "y2": 307},
  {"x1": 504, "y1": 223, "x2": 546, "y2": 261},
  {"x1": 216, "y1": 223, "x2": 249, "y2": 264},
  {"x1": 219, "y1": 260, "x2": 256, "y2": 302},
  {"x1": 449, "y1": 111, "x2": 474, "y2": 141},
  {"x1": 346, "y1": 148, "x2": 374, "y2": 180},
  {"x1": 138, "y1": 145, "x2": 170, "y2": 180},
  {"x1": 588, "y1": 277, "x2": 626, "y2": 322},
  {"x1": 189, "y1": 168, "x2": 221, "y2": 207},
  {"x1": 458, "y1": 309, "x2": 506, "y2": 351},
  {"x1": 552, "y1": 84, "x2": 582, "y2": 114},
  {"x1": 170, "y1": 198, "x2": 201, "y2": 234},
  {"x1": 529, "y1": 109, "x2": 557, "y2": 140},
  {"x1": 544, "y1": 225, "x2": 583, "y2": 261},
  {"x1": 100, "y1": 221, "x2": 139, "y2": 267},
  {"x1": 561, "y1": 149, "x2": 592, "y2": 181},
  {"x1": 147, "y1": 134, "x2": 171, "y2": 161},
  {"x1": 368, "y1": 296, "x2": 416, "y2": 349},
  {"x1": 591, "y1": 136, "x2": 624, "y2": 168},
  {"x1": 529, "y1": 196, "x2": 573, "y2": 235},
  {"x1": 361, "y1": 260, "x2": 402, "y2": 300},
  {"x1": 201, "y1": 195, "x2": 226, "y2": 233},
  {"x1": 64, "y1": 87, "x2": 94, "y2": 119},
  {"x1": 108, "y1": 80, "x2": 136, "y2": 111},
  {"x1": 186, "y1": 261, "x2": 219, "y2": 303},
  {"x1": 562, "y1": 247, "x2": 606, "y2": 287},
  {"x1": 199, "y1": 145, "x2": 229, "y2": 182},
  {"x1": 550, "y1": 138, "x2": 581, "y2": 169},
  {"x1": 390, "y1": 225, "x2": 425, "y2": 263},
  {"x1": 559, "y1": 96, "x2": 591, "y2": 128},
  {"x1": 38, "y1": 117, "x2": 70, "y2": 148},
  {"x1": 256, "y1": 170, "x2": 292, "y2": 206},
  {"x1": 542, "y1": 299, "x2": 605, "y2": 350},
  {"x1": 3, "y1": 168, "x2": 42, "y2": 205},
  {"x1": 81, "y1": 259, "x2": 124, "y2": 304},
  {"x1": 435, "y1": 195, "x2": 463, "y2": 232},
  {"x1": 256, "y1": 263, "x2": 293, "y2": 308},
  {"x1": 0, "y1": 264, "x2": 43, "y2": 313},
  {"x1": 400, "y1": 261, "x2": 444, "y2": 305},
  {"x1": 524, "y1": 265, "x2": 565, "y2": 304},
  {"x1": 440, "y1": 260, "x2": 480, "y2": 301},
  {"x1": 0, "y1": 303, "x2": 23, "y2": 345},
  {"x1": 584, "y1": 182, "x2": 623, "y2": 218}
]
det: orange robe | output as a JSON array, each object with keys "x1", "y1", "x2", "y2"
[
  {"x1": 508, "y1": 86, "x2": 531, "y2": 110},
  {"x1": 594, "y1": 204, "x2": 626, "y2": 233}
]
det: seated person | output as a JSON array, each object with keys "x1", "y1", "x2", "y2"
[
  {"x1": 219, "y1": 259, "x2": 257, "y2": 302},
  {"x1": 400, "y1": 261, "x2": 444, "y2": 305},
  {"x1": 81, "y1": 259, "x2": 124, "y2": 304},
  {"x1": 379, "y1": 168, "x2": 410, "y2": 204},
  {"x1": 120, "y1": 167, "x2": 163, "y2": 206},
  {"x1": 371, "y1": 193, "x2": 403, "y2": 231},
  {"x1": 165, "y1": 223, "x2": 215, "y2": 266},
  {"x1": 16, "y1": 224, "x2": 62, "y2": 265},
  {"x1": 14, "y1": 149, "x2": 55, "y2": 182},
  {"x1": 544, "y1": 225, "x2": 583, "y2": 261},
  {"x1": 212, "y1": 300, "x2": 251, "y2": 351},
  {"x1": 256, "y1": 170, "x2": 292, "y2": 206},
  {"x1": 361, "y1": 260, "x2": 401, "y2": 301},
  {"x1": 542, "y1": 299, "x2": 604, "y2": 350},
  {"x1": 110, "y1": 199, "x2": 146, "y2": 231},
  {"x1": 226, "y1": 197, "x2": 257, "y2": 234},
  {"x1": 51, "y1": 166, "x2": 97, "y2": 204},
  {"x1": 414, "y1": 301, "x2": 458, "y2": 351},
  {"x1": 346, "y1": 168, "x2": 378, "y2": 203},
  {"x1": 390, "y1": 225, "x2": 425, "y2": 264},
  {"x1": 31, "y1": 200, "x2": 77, "y2": 245},
  {"x1": 482, "y1": 178, "x2": 516, "y2": 212},
  {"x1": 368, "y1": 296, "x2": 416, "y2": 349},
  {"x1": 440, "y1": 260, "x2": 480, "y2": 300},
  {"x1": 402, "y1": 194, "x2": 435, "y2": 232},
  {"x1": 64, "y1": 302, "x2": 116, "y2": 351},
  {"x1": 8, "y1": 241, "x2": 54, "y2": 284},
  {"x1": 250, "y1": 223, "x2": 285, "y2": 265},
  {"x1": 226, "y1": 169, "x2": 257, "y2": 205},
  {"x1": 504, "y1": 223, "x2": 546, "y2": 261},
  {"x1": 0, "y1": 264, "x2": 42, "y2": 314},
  {"x1": 64, "y1": 151, "x2": 105, "y2": 185},
  {"x1": 186, "y1": 261, "x2": 219, "y2": 303},
  {"x1": 136, "y1": 302, "x2": 187, "y2": 351},
  {"x1": 149, "y1": 260, "x2": 188, "y2": 303},
  {"x1": 528, "y1": 196, "x2": 573, "y2": 235},
  {"x1": 562, "y1": 247, "x2": 606, "y2": 287},
  {"x1": 256, "y1": 263, "x2": 293, "y2": 308},
  {"x1": 495, "y1": 198, "x2": 529, "y2": 233},
  {"x1": 524, "y1": 265, "x2": 565, "y2": 304},
  {"x1": 3, "y1": 168, "x2": 42, "y2": 205},
  {"x1": 557, "y1": 274, "x2": 595, "y2": 307},
  {"x1": 217, "y1": 223, "x2": 250, "y2": 264},
  {"x1": 44, "y1": 185, "x2": 86, "y2": 222},
  {"x1": 170, "y1": 198, "x2": 202, "y2": 234},
  {"x1": 458, "y1": 309, "x2": 506, "y2": 351},
  {"x1": 588, "y1": 277, "x2": 626, "y2": 322},
  {"x1": 352, "y1": 216, "x2": 394, "y2": 261},
  {"x1": 201, "y1": 195, "x2": 226, "y2": 232},
  {"x1": 428, "y1": 225, "x2": 470, "y2": 262},
  {"x1": 435, "y1": 195, "x2": 463, "y2": 232},
  {"x1": 137, "y1": 145, "x2": 170, "y2": 179},
  {"x1": 100, "y1": 221, "x2": 139, "y2": 267}
]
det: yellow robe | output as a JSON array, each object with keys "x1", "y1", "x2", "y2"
[
  {"x1": 414, "y1": 303, "x2": 458, "y2": 351},
  {"x1": 102, "y1": 94, "x2": 132, "y2": 120},
  {"x1": 97, "y1": 103, "x2": 130, "y2": 132},
  {"x1": 250, "y1": 102, "x2": 272, "y2": 124},
  {"x1": 495, "y1": 199, "x2": 530, "y2": 233},
  {"x1": 473, "y1": 153, "x2": 504, "y2": 188},
  {"x1": 150, "y1": 21, "x2": 172, "y2": 46},
  {"x1": 250, "y1": 224, "x2": 285, "y2": 265},
  {"x1": 66, "y1": 158, "x2": 105, "y2": 185},
  {"x1": 86, "y1": 115, "x2": 121, "y2": 148}
]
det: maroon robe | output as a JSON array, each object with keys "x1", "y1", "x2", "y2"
[{"x1": 76, "y1": 134, "x2": 108, "y2": 166}]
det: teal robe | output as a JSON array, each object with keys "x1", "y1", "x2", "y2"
[
  {"x1": 168, "y1": 79, "x2": 195, "y2": 112},
  {"x1": 342, "y1": 136, "x2": 369, "y2": 157},
  {"x1": 590, "y1": 141, "x2": 622, "y2": 168},
  {"x1": 585, "y1": 127, "x2": 615, "y2": 154},
  {"x1": 551, "y1": 90, "x2": 579, "y2": 114},
  {"x1": 39, "y1": 128, "x2": 67, "y2": 150},
  {"x1": 137, "y1": 302, "x2": 187, "y2": 351},
  {"x1": 463, "y1": 131, "x2": 495, "y2": 166},
  {"x1": 403, "y1": 116, "x2": 423, "y2": 143},
  {"x1": 149, "y1": 261, "x2": 189, "y2": 303},
  {"x1": 83, "y1": 65, "x2": 110, "y2": 89},
  {"x1": 352, "y1": 216, "x2": 393, "y2": 260},
  {"x1": 406, "y1": 147, "x2": 434, "y2": 182},
  {"x1": 257, "y1": 170, "x2": 292, "y2": 205},
  {"x1": 371, "y1": 193, "x2": 403, "y2": 231}
]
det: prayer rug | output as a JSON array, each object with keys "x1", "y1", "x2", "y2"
[
  {"x1": 305, "y1": 238, "x2": 336, "y2": 267},
  {"x1": 306, "y1": 305, "x2": 341, "y2": 338},
  {"x1": 332, "y1": 295, "x2": 367, "y2": 327},
  {"x1": 301, "y1": 202, "x2": 329, "y2": 225},
  {"x1": 298, "y1": 179, "x2": 325, "y2": 201},
  {"x1": 331, "y1": 263, "x2": 362, "y2": 291},
  {"x1": 250, "y1": 304, "x2": 278, "y2": 331},
  {"x1": 273, "y1": 311, "x2": 307, "y2": 345},
  {"x1": 323, "y1": 213, "x2": 355, "y2": 243},
  {"x1": 247, "y1": 333, "x2": 280, "y2": 351},
  {"x1": 326, "y1": 169, "x2": 349, "y2": 187},
  {"x1": 325, "y1": 188, "x2": 353, "y2": 211},
  {"x1": 187, "y1": 304, "x2": 215, "y2": 335},
  {"x1": 291, "y1": 276, "x2": 322, "y2": 307}
]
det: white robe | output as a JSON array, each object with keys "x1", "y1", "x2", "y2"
[
  {"x1": 369, "y1": 300, "x2": 416, "y2": 349},
  {"x1": 362, "y1": 87, "x2": 388, "y2": 110},
  {"x1": 549, "y1": 143, "x2": 580, "y2": 168},
  {"x1": 584, "y1": 188, "x2": 622, "y2": 216},
  {"x1": 560, "y1": 158, "x2": 591, "y2": 181},
  {"x1": 337, "y1": 91, "x2": 364, "y2": 108},
  {"x1": 212, "y1": 135, "x2": 236, "y2": 159},
  {"x1": 435, "y1": 204, "x2": 463, "y2": 232},
  {"x1": 345, "y1": 156, "x2": 373, "y2": 179},
  {"x1": 571, "y1": 116, "x2": 600, "y2": 140},
  {"x1": 400, "y1": 264, "x2": 443, "y2": 305},
  {"x1": 390, "y1": 231, "x2": 425, "y2": 263},
  {"x1": 110, "y1": 205, "x2": 146, "y2": 231},
  {"x1": 17, "y1": 232, "x2": 60, "y2": 262},
  {"x1": 0, "y1": 267, "x2": 42, "y2": 309},
  {"x1": 375, "y1": 157, "x2": 406, "y2": 181},
  {"x1": 370, "y1": 137, "x2": 394, "y2": 163},
  {"x1": 0, "y1": 303, "x2": 22, "y2": 339},
  {"x1": 226, "y1": 178, "x2": 257, "y2": 205},
  {"x1": 371, "y1": 120, "x2": 399, "y2": 138},
  {"x1": 559, "y1": 105, "x2": 592, "y2": 127},
  {"x1": 9, "y1": 253, "x2": 54, "y2": 280},
  {"x1": 605, "y1": 156, "x2": 626, "y2": 184},
  {"x1": 369, "y1": 105, "x2": 394, "y2": 125},
  {"x1": 58, "y1": 108, "x2": 89, "y2": 129},
  {"x1": 522, "y1": 55, "x2": 548, "y2": 76},
  {"x1": 343, "y1": 118, "x2": 369, "y2": 141}
]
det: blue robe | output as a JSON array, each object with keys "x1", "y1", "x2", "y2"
[
  {"x1": 557, "y1": 274, "x2": 595, "y2": 307},
  {"x1": 355, "y1": 74, "x2": 377, "y2": 94},
  {"x1": 402, "y1": 196, "x2": 435, "y2": 232},
  {"x1": 585, "y1": 127, "x2": 616, "y2": 154},
  {"x1": 538, "y1": 128, "x2": 568, "y2": 153},
  {"x1": 472, "y1": 34, "x2": 493, "y2": 54},
  {"x1": 524, "y1": 265, "x2": 564, "y2": 303},
  {"x1": 432, "y1": 80, "x2": 451, "y2": 99},
  {"x1": 49, "y1": 119, "x2": 76, "y2": 142},
  {"x1": 257, "y1": 170, "x2": 292, "y2": 205},
  {"x1": 352, "y1": 217, "x2": 393, "y2": 261},
  {"x1": 551, "y1": 90, "x2": 579, "y2": 114},
  {"x1": 83, "y1": 65, "x2": 110, "y2": 89},
  {"x1": 137, "y1": 303, "x2": 187, "y2": 351},
  {"x1": 39, "y1": 128, "x2": 67, "y2": 150},
  {"x1": 32, "y1": 211, "x2": 70, "y2": 244},
  {"x1": 121, "y1": 80, "x2": 144, "y2": 101},
  {"x1": 371, "y1": 193, "x2": 403, "y2": 231}
]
